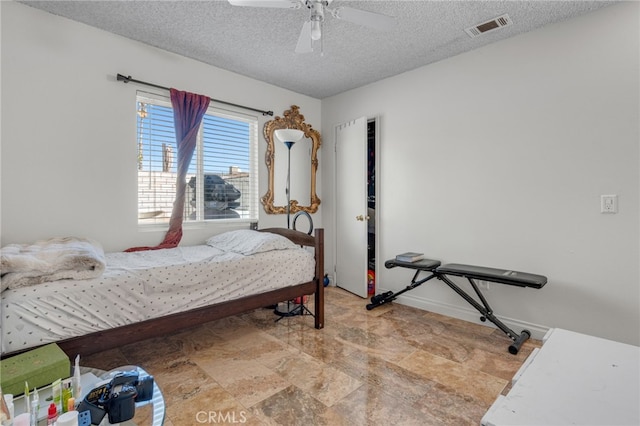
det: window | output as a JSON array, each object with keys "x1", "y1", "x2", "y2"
[{"x1": 136, "y1": 91, "x2": 258, "y2": 225}]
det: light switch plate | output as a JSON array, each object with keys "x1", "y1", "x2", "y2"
[{"x1": 601, "y1": 195, "x2": 618, "y2": 213}]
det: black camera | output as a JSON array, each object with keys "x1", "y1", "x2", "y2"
[
  {"x1": 102, "y1": 383, "x2": 137, "y2": 424},
  {"x1": 78, "y1": 371, "x2": 154, "y2": 425}
]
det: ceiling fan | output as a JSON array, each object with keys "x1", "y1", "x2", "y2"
[{"x1": 228, "y1": 0, "x2": 395, "y2": 54}]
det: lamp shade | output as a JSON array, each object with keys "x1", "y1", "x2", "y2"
[{"x1": 275, "y1": 129, "x2": 304, "y2": 143}]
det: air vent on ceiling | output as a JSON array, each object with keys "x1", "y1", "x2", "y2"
[{"x1": 465, "y1": 14, "x2": 512, "y2": 38}]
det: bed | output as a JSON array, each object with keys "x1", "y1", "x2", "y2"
[{"x1": 1, "y1": 227, "x2": 324, "y2": 358}]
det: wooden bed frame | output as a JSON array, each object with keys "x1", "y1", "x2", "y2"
[{"x1": 44, "y1": 228, "x2": 323, "y2": 358}]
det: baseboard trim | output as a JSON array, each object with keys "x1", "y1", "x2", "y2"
[{"x1": 390, "y1": 291, "x2": 549, "y2": 341}]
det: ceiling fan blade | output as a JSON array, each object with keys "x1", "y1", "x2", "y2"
[
  {"x1": 228, "y1": 0, "x2": 300, "y2": 9},
  {"x1": 335, "y1": 6, "x2": 394, "y2": 31},
  {"x1": 295, "y1": 21, "x2": 313, "y2": 54}
]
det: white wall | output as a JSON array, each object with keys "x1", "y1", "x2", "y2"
[
  {"x1": 1, "y1": 1, "x2": 322, "y2": 252},
  {"x1": 2, "y1": 1, "x2": 638, "y2": 345},
  {"x1": 322, "y1": 2, "x2": 640, "y2": 345}
]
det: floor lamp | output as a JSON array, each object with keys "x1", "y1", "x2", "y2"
[
  {"x1": 273, "y1": 129, "x2": 311, "y2": 320},
  {"x1": 274, "y1": 129, "x2": 304, "y2": 229}
]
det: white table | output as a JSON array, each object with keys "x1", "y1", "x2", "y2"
[{"x1": 482, "y1": 328, "x2": 640, "y2": 425}]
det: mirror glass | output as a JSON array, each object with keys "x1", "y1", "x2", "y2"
[{"x1": 262, "y1": 105, "x2": 321, "y2": 215}]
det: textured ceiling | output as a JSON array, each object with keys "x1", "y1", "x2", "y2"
[{"x1": 19, "y1": 0, "x2": 614, "y2": 99}]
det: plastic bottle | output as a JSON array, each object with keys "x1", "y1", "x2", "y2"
[
  {"x1": 22, "y1": 384, "x2": 29, "y2": 419},
  {"x1": 73, "y1": 355, "x2": 82, "y2": 401},
  {"x1": 51, "y1": 379, "x2": 62, "y2": 414},
  {"x1": 3, "y1": 393, "x2": 15, "y2": 426},
  {"x1": 29, "y1": 388, "x2": 38, "y2": 426},
  {"x1": 56, "y1": 411, "x2": 78, "y2": 426},
  {"x1": 46, "y1": 403, "x2": 57, "y2": 426},
  {"x1": 12, "y1": 414, "x2": 29, "y2": 426},
  {"x1": 61, "y1": 379, "x2": 72, "y2": 413}
]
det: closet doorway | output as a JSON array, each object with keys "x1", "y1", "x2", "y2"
[{"x1": 335, "y1": 117, "x2": 378, "y2": 298}]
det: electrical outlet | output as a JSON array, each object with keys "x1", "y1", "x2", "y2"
[{"x1": 601, "y1": 195, "x2": 618, "y2": 214}]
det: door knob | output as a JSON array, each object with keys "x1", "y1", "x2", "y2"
[{"x1": 356, "y1": 215, "x2": 370, "y2": 221}]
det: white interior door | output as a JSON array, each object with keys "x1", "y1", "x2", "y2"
[{"x1": 335, "y1": 117, "x2": 368, "y2": 297}]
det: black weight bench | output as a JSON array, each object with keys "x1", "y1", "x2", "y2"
[{"x1": 367, "y1": 258, "x2": 547, "y2": 354}]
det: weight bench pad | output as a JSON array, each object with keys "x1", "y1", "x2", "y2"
[
  {"x1": 436, "y1": 263, "x2": 547, "y2": 289},
  {"x1": 385, "y1": 258, "x2": 441, "y2": 271}
]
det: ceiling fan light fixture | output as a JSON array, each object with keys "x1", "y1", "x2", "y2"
[
  {"x1": 230, "y1": 0, "x2": 394, "y2": 54},
  {"x1": 309, "y1": 1, "x2": 325, "y2": 41},
  {"x1": 311, "y1": 20, "x2": 322, "y2": 40}
]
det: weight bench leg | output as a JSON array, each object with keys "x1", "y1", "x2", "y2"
[
  {"x1": 366, "y1": 271, "x2": 437, "y2": 310},
  {"x1": 437, "y1": 275, "x2": 531, "y2": 354},
  {"x1": 508, "y1": 329, "x2": 531, "y2": 355}
]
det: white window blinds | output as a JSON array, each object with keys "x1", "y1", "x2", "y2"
[{"x1": 136, "y1": 91, "x2": 258, "y2": 225}]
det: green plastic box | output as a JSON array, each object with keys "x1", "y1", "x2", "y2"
[{"x1": 1, "y1": 343, "x2": 70, "y2": 396}]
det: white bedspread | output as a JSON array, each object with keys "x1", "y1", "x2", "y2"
[{"x1": 1, "y1": 244, "x2": 314, "y2": 354}]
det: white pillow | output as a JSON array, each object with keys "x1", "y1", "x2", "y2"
[{"x1": 205, "y1": 230, "x2": 296, "y2": 255}]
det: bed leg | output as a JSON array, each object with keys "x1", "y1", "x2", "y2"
[
  {"x1": 508, "y1": 329, "x2": 531, "y2": 355},
  {"x1": 314, "y1": 229, "x2": 324, "y2": 329},
  {"x1": 314, "y1": 286, "x2": 324, "y2": 329}
]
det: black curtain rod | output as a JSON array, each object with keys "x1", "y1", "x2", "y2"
[{"x1": 116, "y1": 73, "x2": 274, "y2": 116}]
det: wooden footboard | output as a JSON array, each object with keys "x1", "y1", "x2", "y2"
[{"x1": 26, "y1": 228, "x2": 324, "y2": 359}]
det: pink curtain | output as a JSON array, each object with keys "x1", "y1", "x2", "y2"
[{"x1": 126, "y1": 88, "x2": 210, "y2": 252}]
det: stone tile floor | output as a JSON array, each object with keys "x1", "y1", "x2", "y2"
[{"x1": 83, "y1": 287, "x2": 540, "y2": 425}]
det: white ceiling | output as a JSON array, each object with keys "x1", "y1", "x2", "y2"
[{"x1": 19, "y1": 0, "x2": 614, "y2": 99}]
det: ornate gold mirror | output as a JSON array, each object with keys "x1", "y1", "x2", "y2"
[{"x1": 262, "y1": 105, "x2": 321, "y2": 215}]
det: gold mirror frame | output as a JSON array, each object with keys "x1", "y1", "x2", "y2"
[{"x1": 262, "y1": 105, "x2": 321, "y2": 214}]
